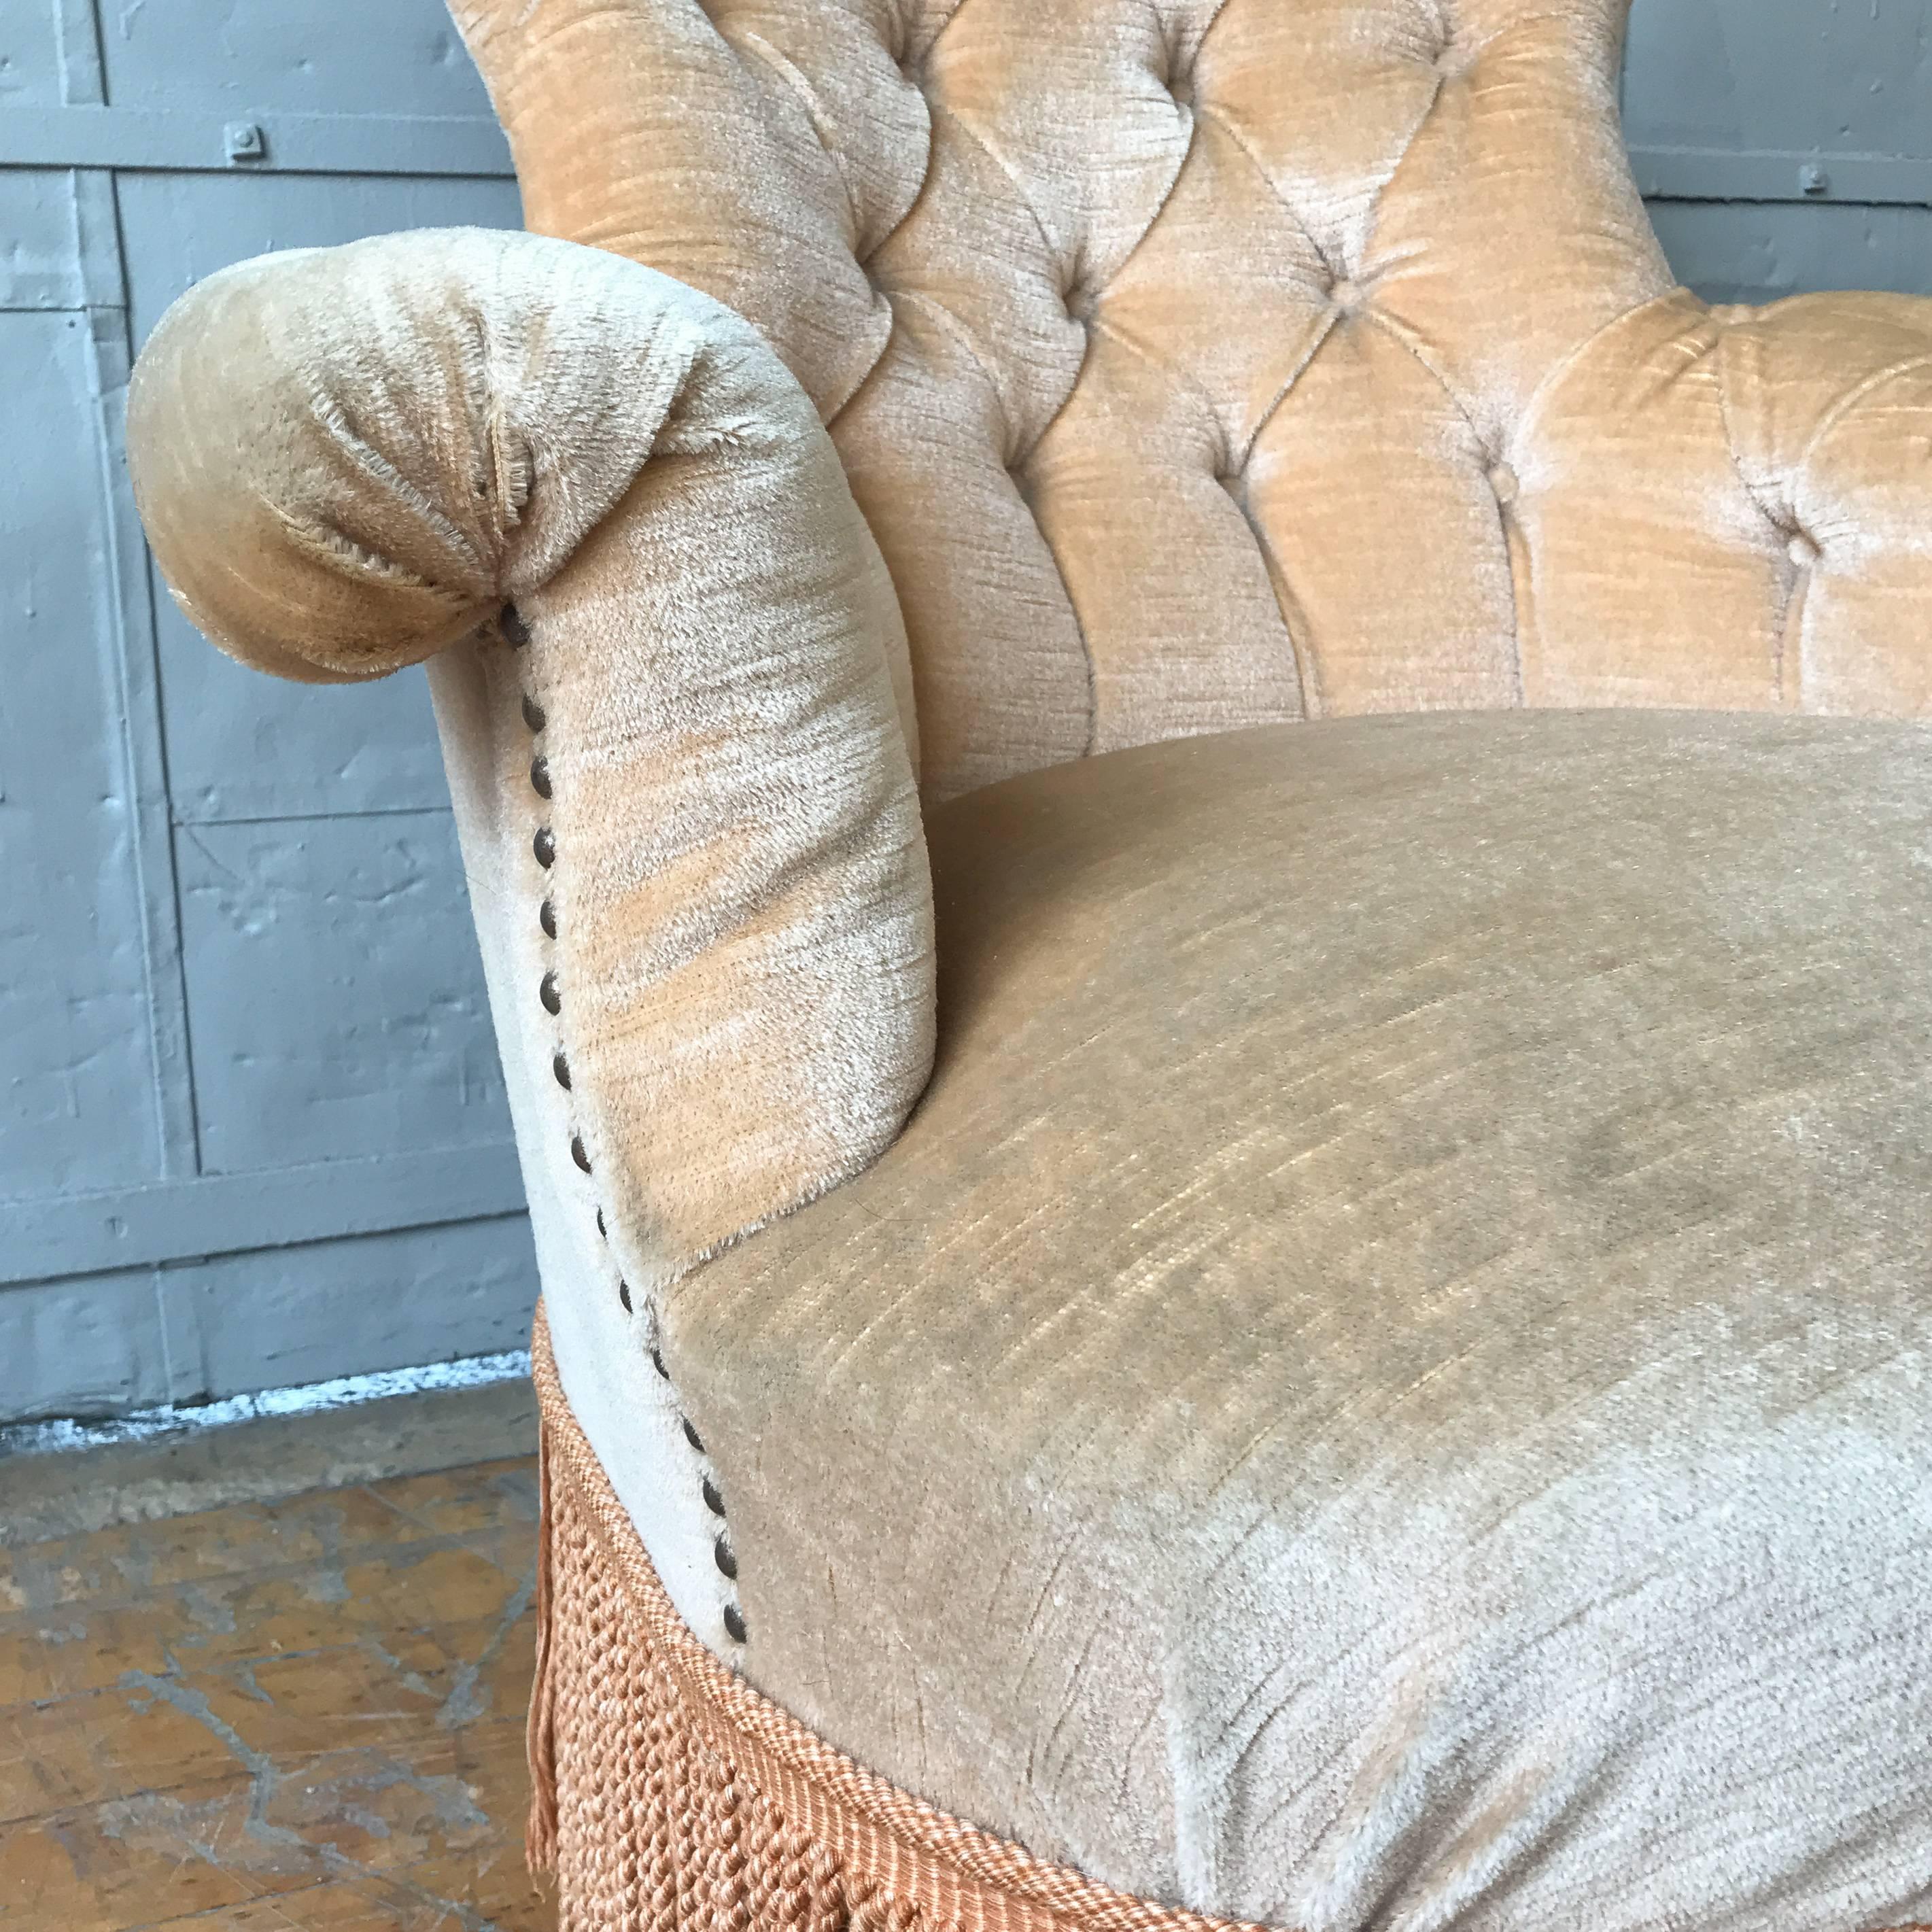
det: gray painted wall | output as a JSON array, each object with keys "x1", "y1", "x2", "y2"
[{"x1": 3, "y1": 0, "x2": 1929, "y2": 1422}]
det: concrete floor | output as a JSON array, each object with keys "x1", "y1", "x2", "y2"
[{"x1": 1, "y1": 1398, "x2": 549, "y2": 1930}]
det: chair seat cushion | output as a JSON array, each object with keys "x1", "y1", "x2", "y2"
[{"x1": 656, "y1": 710, "x2": 1932, "y2": 1932}]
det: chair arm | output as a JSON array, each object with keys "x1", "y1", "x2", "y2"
[{"x1": 127, "y1": 226, "x2": 934, "y2": 1305}]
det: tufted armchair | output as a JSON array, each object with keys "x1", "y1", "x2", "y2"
[{"x1": 124, "y1": 2, "x2": 1932, "y2": 1928}]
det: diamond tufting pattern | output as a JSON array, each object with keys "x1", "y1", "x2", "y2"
[{"x1": 454, "y1": 0, "x2": 1932, "y2": 801}]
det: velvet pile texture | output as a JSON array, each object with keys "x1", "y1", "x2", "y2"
[
  {"x1": 528, "y1": 1306, "x2": 1290, "y2": 1932},
  {"x1": 454, "y1": 0, "x2": 1932, "y2": 805},
  {"x1": 125, "y1": 234, "x2": 935, "y2": 1649},
  {"x1": 665, "y1": 710, "x2": 1932, "y2": 1932},
  {"x1": 118, "y1": 0, "x2": 1932, "y2": 1925}
]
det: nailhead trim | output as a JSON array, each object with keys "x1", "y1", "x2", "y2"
[{"x1": 513, "y1": 614, "x2": 747, "y2": 1649}]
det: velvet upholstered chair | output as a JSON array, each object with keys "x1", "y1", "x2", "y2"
[{"x1": 123, "y1": 1, "x2": 1932, "y2": 1927}]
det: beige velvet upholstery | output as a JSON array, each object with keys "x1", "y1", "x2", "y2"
[
  {"x1": 120, "y1": 1, "x2": 1932, "y2": 1926},
  {"x1": 126, "y1": 230, "x2": 935, "y2": 1642},
  {"x1": 128, "y1": 230, "x2": 932, "y2": 1298},
  {"x1": 666, "y1": 710, "x2": 1932, "y2": 1931},
  {"x1": 455, "y1": 0, "x2": 1932, "y2": 803}
]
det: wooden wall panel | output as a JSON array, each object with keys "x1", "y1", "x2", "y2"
[
  {"x1": 175, "y1": 814, "x2": 508, "y2": 1175},
  {"x1": 0, "y1": 308, "x2": 164, "y2": 1203}
]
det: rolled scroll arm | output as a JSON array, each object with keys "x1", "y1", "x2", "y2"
[{"x1": 127, "y1": 226, "x2": 935, "y2": 1307}]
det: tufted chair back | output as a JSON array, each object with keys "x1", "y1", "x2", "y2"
[{"x1": 451, "y1": 0, "x2": 1932, "y2": 803}]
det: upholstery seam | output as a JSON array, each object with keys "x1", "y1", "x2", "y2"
[
  {"x1": 1722, "y1": 337, "x2": 1932, "y2": 708},
  {"x1": 1058, "y1": 300, "x2": 1332, "y2": 726},
  {"x1": 1226, "y1": 493, "x2": 1323, "y2": 719},
  {"x1": 894, "y1": 287, "x2": 1020, "y2": 459},
  {"x1": 729, "y1": 26, "x2": 867, "y2": 252},
  {"x1": 1708, "y1": 309, "x2": 1769, "y2": 512},
  {"x1": 822, "y1": 298, "x2": 899, "y2": 434},
  {"x1": 1708, "y1": 317, "x2": 1800, "y2": 704},
  {"x1": 895, "y1": 103, "x2": 1099, "y2": 749},
  {"x1": 1347, "y1": 26, "x2": 1455, "y2": 264},
  {"x1": 698, "y1": 3, "x2": 901, "y2": 428},
  {"x1": 1066, "y1": 86, "x2": 1201, "y2": 337},
  {"x1": 926, "y1": 98, "x2": 1064, "y2": 283},
  {"x1": 1194, "y1": 101, "x2": 1340, "y2": 283},
  {"x1": 902, "y1": 0, "x2": 978, "y2": 86},
  {"x1": 810, "y1": 0, "x2": 987, "y2": 309},
  {"x1": 1514, "y1": 289, "x2": 1689, "y2": 453},
  {"x1": 1009, "y1": 84, "x2": 1203, "y2": 473},
  {"x1": 1191, "y1": 0, "x2": 1241, "y2": 67},
  {"x1": 1796, "y1": 351, "x2": 1932, "y2": 476},
  {"x1": 1232, "y1": 307, "x2": 1341, "y2": 475},
  {"x1": 1365, "y1": 8, "x2": 1656, "y2": 433},
  {"x1": 1057, "y1": 99, "x2": 1332, "y2": 721},
  {"x1": 1358, "y1": 305, "x2": 1477, "y2": 445},
  {"x1": 1009, "y1": 460, "x2": 1101, "y2": 759},
  {"x1": 1085, "y1": 311, "x2": 1235, "y2": 466},
  {"x1": 1362, "y1": 305, "x2": 1525, "y2": 702}
]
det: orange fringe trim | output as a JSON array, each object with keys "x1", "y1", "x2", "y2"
[
  {"x1": 524, "y1": 1307, "x2": 1932, "y2": 1932},
  {"x1": 525, "y1": 1305, "x2": 1274, "y2": 1932}
]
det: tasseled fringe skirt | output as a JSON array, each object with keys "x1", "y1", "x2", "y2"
[
  {"x1": 526, "y1": 1309, "x2": 1932, "y2": 1932},
  {"x1": 524, "y1": 1307, "x2": 1271, "y2": 1932}
]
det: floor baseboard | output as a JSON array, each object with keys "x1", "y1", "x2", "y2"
[{"x1": 0, "y1": 1353, "x2": 538, "y2": 1545}]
